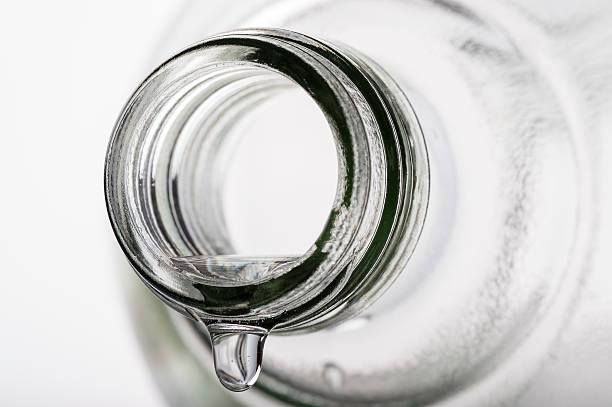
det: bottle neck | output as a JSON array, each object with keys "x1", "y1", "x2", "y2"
[{"x1": 105, "y1": 29, "x2": 429, "y2": 332}]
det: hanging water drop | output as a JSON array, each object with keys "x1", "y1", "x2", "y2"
[{"x1": 208, "y1": 323, "x2": 269, "y2": 392}]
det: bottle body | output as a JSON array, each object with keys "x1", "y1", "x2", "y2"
[{"x1": 112, "y1": 0, "x2": 612, "y2": 405}]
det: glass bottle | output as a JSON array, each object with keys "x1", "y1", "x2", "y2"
[{"x1": 105, "y1": 1, "x2": 612, "y2": 406}]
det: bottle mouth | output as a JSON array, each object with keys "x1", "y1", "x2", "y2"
[{"x1": 105, "y1": 28, "x2": 429, "y2": 330}]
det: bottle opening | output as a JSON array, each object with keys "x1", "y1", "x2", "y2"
[
  {"x1": 221, "y1": 84, "x2": 338, "y2": 256},
  {"x1": 165, "y1": 64, "x2": 338, "y2": 285},
  {"x1": 106, "y1": 27, "x2": 428, "y2": 331},
  {"x1": 106, "y1": 28, "x2": 429, "y2": 393}
]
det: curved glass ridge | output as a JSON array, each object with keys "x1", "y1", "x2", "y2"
[{"x1": 105, "y1": 29, "x2": 429, "y2": 329}]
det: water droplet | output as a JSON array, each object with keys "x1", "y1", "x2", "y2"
[
  {"x1": 208, "y1": 323, "x2": 268, "y2": 392},
  {"x1": 323, "y1": 363, "x2": 344, "y2": 390}
]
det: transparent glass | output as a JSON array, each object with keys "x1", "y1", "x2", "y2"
[{"x1": 107, "y1": 0, "x2": 612, "y2": 406}]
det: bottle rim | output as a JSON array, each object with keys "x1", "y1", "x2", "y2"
[{"x1": 104, "y1": 28, "x2": 429, "y2": 330}]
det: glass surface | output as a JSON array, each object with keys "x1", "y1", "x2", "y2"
[{"x1": 109, "y1": 0, "x2": 612, "y2": 406}]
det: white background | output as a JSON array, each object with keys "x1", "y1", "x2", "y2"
[{"x1": 0, "y1": 1, "x2": 185, "y2": 405}]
